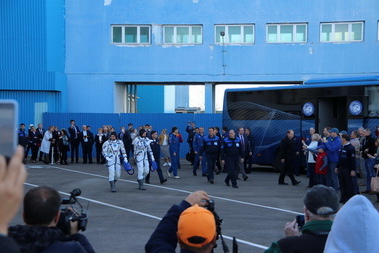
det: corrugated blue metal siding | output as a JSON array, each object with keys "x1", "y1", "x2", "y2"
[
  {"x1": 0, "y1": 91, "x2": 62, "y2": 125},
  {"x1": 44, "y1": 113, "x2": 222, "y2": 158},
  {"x1": 0, "y1": 0, "x2": 66, "y2": 90}
]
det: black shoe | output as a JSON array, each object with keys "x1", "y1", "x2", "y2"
[
  {"x1": 202, "y1": 173, "x2": 207, "y2": 177},
  {"x1": 193, "y1": 171, "x2": 197, "y2": 176},
  {"x1": 224, "y1": 180, "x2": 230, "y2": 187},
  {"x1": 209, "y1": 179, "x2": 214, "y2": 184},
  {"x1": 243, "y1": 175, "x2": 249, "y2": 181},
  {"x1": 279, "y1": 182, "x2": 289, "y2": 185},
  {"x1": 145, "y1": 180, "x2": 150, "y2": 184},
  {"x1": 232, "y1": 185, "x2": 239, "y2": 188},
  {"x1": 215, "y1": 170, "x2": 221, "y2": 175},
  {"x1": 39, "y1": 158, "x2": 43, "y2": 161},
  {"x1": 292, "y1": 181, "x2": 301, "y2": 186},
  {"x1": 160, "y1": 179, "x2": 167, "y2": 184}
]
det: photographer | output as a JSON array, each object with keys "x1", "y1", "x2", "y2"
[
  {"x1": 264, "y1": 185, "x2": 339, "y2": 253},
  {"x1": 145, "y1": 191, "x2": 217, "y2": 253},
  {"x1": 8, "y1": 186, "x2": 95, "y2": 253},
  {"x1": 0, "y1": 147, "x2": 27, "y2": 253}
]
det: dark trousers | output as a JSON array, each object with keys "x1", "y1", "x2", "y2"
[
  {"x1": 31, "y1": 145, "x2": 39, "y2": 161},
  {"x1": 315, "y1": 174, "x2": 327, "y2": 186},
  {"x1": 244, "y1": 154, "x2": 253, "y2": 173},
  {"x1": 24, "y1": 144, "x2": 30, "y2": 159},
  {"x1": 278, "y1": 160, "x2": 297, "y2": 184},
  {"x1": 61, "y1": 149, "x2": 68, "y2": 162},
  {"x1": 206, "y1": 154, "x2": 218, "y2": 180},
  {"x1": 70, "y1": 139, "x2": 80, "y2": 162},
  {"x1": 338, "y1": 169, "x2": 355, "y2": 202},
  {"x1": 96, "y1": 144, "x2": 104, "y2": 163},
  {"x1": 308, "y1": 163, "x2": 316, "y2": 187},
  {"x1": 146, "y1": 161, "x2": 165, "y2": 182},
  {"x1": 82, "y1": 142, "x2": 92, "y2": 163},
  {"x1": 225, "y1": 156, "x2": 239, "y2": 187}
]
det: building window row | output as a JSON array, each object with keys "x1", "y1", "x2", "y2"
[{"x1": 111, "y1": 21, "x2": 366, "y2": 45}]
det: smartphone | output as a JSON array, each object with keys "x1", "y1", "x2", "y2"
[
  {"x1": 296, "y1": 215, "x2": 305, "y2": 228},
  {"x1": 0, "y1": 100, "x2": 18, "y2": 158}
]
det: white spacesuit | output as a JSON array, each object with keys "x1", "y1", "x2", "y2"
[
  {"x1": 102, "y1": 133, "x2": 127, "y2": 192},
  {"x1": 132, "y1": 129, "x2": 155, "y2": 190}
]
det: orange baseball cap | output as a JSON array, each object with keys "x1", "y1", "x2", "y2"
[{"x1": 177, "y1": 204, "x2": 216, "y2": 248}]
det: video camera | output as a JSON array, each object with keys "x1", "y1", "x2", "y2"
[
  {"x1": 57, "y1": 188, "x2": 88, "y2": 235},
  {"x1": 206, "y1": 199, "x2": 238, "y2": 253}
]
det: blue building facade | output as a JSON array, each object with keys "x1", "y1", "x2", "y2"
[
  {"x1": 1, "y1": 0, "x2": 379, "y2": 123},
  {"x1": 0, "y1": 0, "x2": 66, "y2": 125},
  {"x1": 65, "y1": 0, "x2": 379, "y2": 114}
]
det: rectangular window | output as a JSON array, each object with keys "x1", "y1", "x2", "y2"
[
  {"x1": 320, "y1": 22, "x2": 363, "y2": 42},
  {"x1": 215, "y1": 24, "x2": 255, "y2": 44},
  {"x1": 111, "y1": 25, "x2": 151, "y2": 44},
  {"x1": 163, "y1": 25, "x2": 202, "y2": 44},
  {"x1": 266, "y1": 23, "x2": 307, "y2": 43}
]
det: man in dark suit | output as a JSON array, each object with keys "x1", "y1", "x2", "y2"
[
  {"x1": 36, "y1": 123, "x2": 45, "y2": 161},
  {"x1": 278, "y1": 129, "x2": 301, "y2": 186},
  {"x1": 68, "y1": 120, "x2": 80, "y2": 163},
  {"x1": 237, "y1": 127, "x2": 250, "y2": 181},
  {"x1": 244, "y1": 127, "x2": 255, "y2": 174},
  {"x1": 79, "y1": 125, "x2": 94, "y2": 164},
  {"x1": 118, "y1": 126, "x2": 132, "y2": 160}
]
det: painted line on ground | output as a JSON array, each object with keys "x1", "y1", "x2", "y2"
[
  {"x1": 24, "y1": 182, "x2": 269, "y2": 250},
  {"x1": 27, "y1": 165, "x2": 302, "y2": 215}
]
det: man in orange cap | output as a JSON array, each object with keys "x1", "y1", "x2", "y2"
[{"x1": 145, "y1": 191, "x2": 217, "y2": 253}]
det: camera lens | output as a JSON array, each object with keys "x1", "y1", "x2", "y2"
[{"x1": 71, "y1": 188, "x2": 81, "y2": 196}]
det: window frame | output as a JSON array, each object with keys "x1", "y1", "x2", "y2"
[
  {"x1": 162, "y1": 25, "x2": 203, "y2": 45},
  {"x1": 320, "y1": 21, "x2": 364, "y2": 43},
  {"x1": 111, "y1": 25, "x2": 151, "y2": 45},
  {"x1": 214, "y1": 24, "x2": 255, "y2": 44},
  {"x1": 266, "y1": 23, "x2": 308, "y2": 44}
]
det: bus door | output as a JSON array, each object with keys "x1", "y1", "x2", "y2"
[{"x1": 317, "y1": 96, "x2": 347, "y2": 132}]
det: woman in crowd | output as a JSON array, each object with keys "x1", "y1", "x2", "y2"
[
  {"x1": 58, "y1": 129, "x2": 70, "y2": 165},
  {"x1": 302, "y1": 133, "x2": 321, "y2": 187},
  {"x1": 40, "y1": 126, "x2": 53, "y2": 164},
  {"x1": 158, "y1": 129, "x2": 171, "y2": 166}
]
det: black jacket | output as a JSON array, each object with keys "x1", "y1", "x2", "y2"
[
  {"x1": 8, "y1": 225, "x2": 95, "y2": 253},
  {"x1": 0, "y1": 235, "x2": 20, "y2": 253},
  {"x1": 279, "y1": 137, "x2": 296, "y2": 161}
]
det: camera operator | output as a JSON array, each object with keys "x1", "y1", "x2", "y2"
[
  {"x1": 264, "y1": 185, "x2": 339, "y2": 253},
  {"x1": 0, "y1": 147, "x2": 27, "y2": 253},
  {"x1": 8, "y1": 186, "x2": 95, "y2": 253},
  {"x1": 145, "y1": 190, "x2": 217, "y2": 253}
]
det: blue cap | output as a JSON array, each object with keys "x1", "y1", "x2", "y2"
[
  {"x1": 328, "y1": 128, "x2": 339, "y2": 134},
  {"x1": 317, "y1": 144, "x2": 326, "y2": 150},
  {"x1": 340, "y1": 130, "x2": 348, "y2": 135}
]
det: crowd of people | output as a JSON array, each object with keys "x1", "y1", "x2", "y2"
[
  {"x1": 17, "y1": 120, "x2": 257, "y2": 190},
  {"x1": 17, "y1": 120, "x2": 379, "y2": 200},
  {"x1": 300, "y1": 126, "x2": 379, "y2": 205}
]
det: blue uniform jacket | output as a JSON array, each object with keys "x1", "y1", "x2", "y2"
[
  {"x1": 145, "y1": 200, "x2": 193, "y2": 253},
  {"x1": 193, "y1": 133, "x2": 205, "y2": 152},
  {"x1": 169, "y1": 133, "x2": 180, "y2": 154},
  {"x1": 324, "y1": 136, "x2": 342, "y2": 163},
  {"x1": 221, "y1": 137, "x2": 244, "y2": 160},
  {"x1": 199, "y1": 135, "x2": 221, "y2": 156}
]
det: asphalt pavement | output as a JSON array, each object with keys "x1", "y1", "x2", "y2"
[{"x1": 10, "y1": 158, "x2": 379, "y2": 253}]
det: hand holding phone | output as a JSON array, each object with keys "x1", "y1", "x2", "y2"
[{"x1": 0, "y1": 100, "x2": 18, "y2": 158}]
